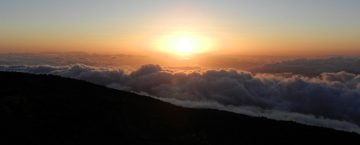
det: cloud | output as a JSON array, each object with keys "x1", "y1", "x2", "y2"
[
  {"x1": 1, "y1": 64, "x2": 360, "y2": 134},
  {"x1": 0, "y1": 52, "x2": 149, "y2": 68},
  {"x1": 0, "y1": 52, "x2": 295, "y2": 71},
  {"x1": 252, "y1": 57, "x2": 360, "y2": 76}
]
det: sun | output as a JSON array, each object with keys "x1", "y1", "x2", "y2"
[
  {"x1": 154, "y1": 31, "x2": 213, "y2": 57},
  {"x1": 173, "y1": 37, "x2": 195, "y2": 54}
]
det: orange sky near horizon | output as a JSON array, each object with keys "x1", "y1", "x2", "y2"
[{"x1": 1, "y1": 0, "x2": 360, "y2": 57}]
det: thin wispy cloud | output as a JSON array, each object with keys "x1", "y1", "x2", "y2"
[{"x1": 253, "y1": 57, "x2": 360, "y2": 76}]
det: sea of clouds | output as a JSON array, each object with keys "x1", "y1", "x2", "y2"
[{"x1": 1, "y1": 61, "x2": 360, "y2": 134}]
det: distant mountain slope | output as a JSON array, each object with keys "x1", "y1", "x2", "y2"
[{"x1": 0, "y1": 72, "x2": 359, "y2": 145}]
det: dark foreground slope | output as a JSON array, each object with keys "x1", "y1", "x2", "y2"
[{"x1": 0, "y1": 72, "x2": 359, "y2": 145}]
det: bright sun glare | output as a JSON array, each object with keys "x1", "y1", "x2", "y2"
[
  {"x1": 174, "y1": 37, "x2": 195, "y2": 54},
  {"x1": 155, "y1": 31, "x2": 213, "y2": 58}
]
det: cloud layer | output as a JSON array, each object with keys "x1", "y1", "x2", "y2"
[
  {"x1": 253, "y1": 57, "x2": 360, "y2": 76},
  {"x1": 1, "y1": 64, "x2": 360, "y2": 133}
]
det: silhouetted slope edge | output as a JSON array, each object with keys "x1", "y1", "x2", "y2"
[{"x1": 0, "y1": 71, "x2": 359, "y2": 145}]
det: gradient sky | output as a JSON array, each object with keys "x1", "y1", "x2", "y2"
[{"x1": 1, "y1": 0, "x2": 360, "y2": 56}]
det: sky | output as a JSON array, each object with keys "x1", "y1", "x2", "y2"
[
  {"x1": 1, "y1": 0, "x2": 360, "y2": 133},
  {"x1": 1, "y1": 0, "x2": 360, "y2": 56}
]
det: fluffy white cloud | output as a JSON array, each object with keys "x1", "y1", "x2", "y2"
[{"x1": 1, "y1": 64, "x2": 360, "y2": 134}]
